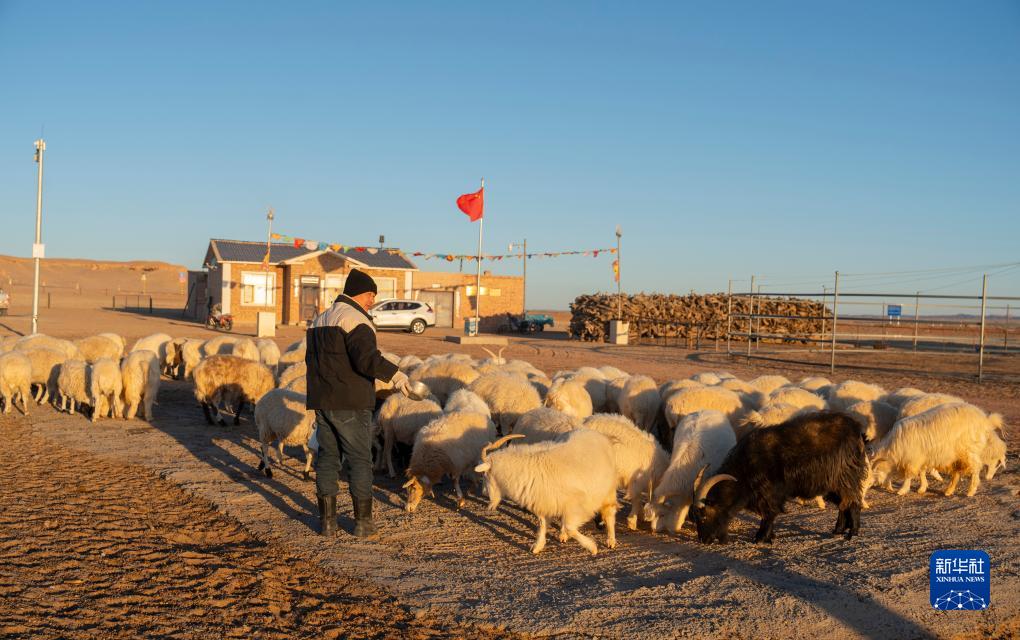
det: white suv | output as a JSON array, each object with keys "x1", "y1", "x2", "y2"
[{"x1": 371, "y1": 299, "x2": 436, "y2": 334}]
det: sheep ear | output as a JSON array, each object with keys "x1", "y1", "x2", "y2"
[
  {"x1": 402, "y1": 478, "x2": 417, "y2": 489},
  {"x1": 474, "y1": 462, "x2": 491, "y2": 473}
]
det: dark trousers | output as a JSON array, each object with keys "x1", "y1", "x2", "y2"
[{"x1": 314, "y1": 409, "x2": 374, "y2": 502}]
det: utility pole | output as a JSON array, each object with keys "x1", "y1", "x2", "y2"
[
  {"x1": 32, "y1": 139, "x2": 46, "y2": 335},
  {"x1": 615, "y1": 226, "x2": 623, "y2": 319},
  {"x1": 509, "y1": 239, "x2": 527, "y2": 317},
  {"x1": 265, "y1": 208, "x2": 275, "y2": 307}
]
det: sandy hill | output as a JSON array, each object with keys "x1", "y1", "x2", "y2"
[{"x1": 0, "y1": 254, "x2": 188, "y2": 298}]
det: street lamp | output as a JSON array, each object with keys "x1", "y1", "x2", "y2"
[
  {"x1": 508, "y1": 239, "x2": 527, "y2": 317},
  {"x1": 265, "y1": 208, "x2": 275, "y2": 308},
  {"x1": 31, "y1": 139, "x2": 46, "y2": 335}
]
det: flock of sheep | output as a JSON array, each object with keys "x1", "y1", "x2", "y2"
[{"x1": 0, "y1": 333, "x2": 1010, "y2": 556}]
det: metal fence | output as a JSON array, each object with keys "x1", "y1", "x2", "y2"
[{"x1": 725, "y1": 272, "x2": 1020, "y2": 382}]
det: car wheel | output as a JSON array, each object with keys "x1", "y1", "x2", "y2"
[
  {"x1": 410, "y1": 319, "x2": 426, "y2": 335},
  {"x1": 224, "y1": 319, "x2": 234, "y2": 331}
]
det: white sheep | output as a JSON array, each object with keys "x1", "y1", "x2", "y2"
[
  {"x1": 16, "y1": 334, "x2": 81, "y2": 360},
  {"x1": 201, "y1": 335, "x2": 240, "y2": 357},
  {"x1": 571, "y1": 368, "x2": 609, "y2": 412},
  {"x1": 870, "y1": 403, "x2": 1003, "y2": 497},
  {"x1": 528, "y1": 372, "x2": 552, "y2": 400},
  {"x1": 90, "y1": 357, "x2": 123, "y2": 422},
  {"x1": 659, "y1": 378, "x2": 704, "y2": 402},
  {"x1": 73, "y1": 335, "x2": 123, "y2": 364},
  {"x1": 598, "y1": 365, "x2": 629, "y2": 380},
  {"x1": 410, "y1": 359, "x2": 480, "y2": 405},
  {"x1": 603, "y1": 376, "x2": 629, "y2": 414},
  {"x1": 57, "y1": 359, "x2": 91, "y2": 415},
  {"x1": 403, "y1": 410, "x2": 497, "y2": 512},
  {"x1": 276, "y1": 342, "x2": 305, "y2": 377},
  {"x1": 719, "y1": 378, "x2": 756, "y2": 395},
  {"x1": 131, "y1": 332, "x2": 174, "y2": 375},
  {"x1": 543, "y1": 376, "x2": 593, "y2": 420},
  {"x1": 882, "y1": 387, "x2": 927, "y2": 410},
  {"x1": 0, "y1": 351, "x2": 32, "y2": 415},
  {"x1": 690, "y1": 372, "x2": 723, "y2": 386},
  {"x1": 468, "y1": 371, "x2": 542, "y2": 433},
  {"x1": 796, "y1": 376, "x2": 832, "y2": 393},
  {"x1": 663, "y1": 385, "x2": 746, "y2": 433},
  {"x1": 747, "y1": 375, "x2": 791, "y2": 395},
  {"x1": 120, "y1": 349, "x2": 161, "y2": 421},
  {"x1": 739, "y1": 402, "x2": 814, "y2": 433},
  {"x1": 618, "y1": 375, "x2": 662, "y2": 433},
  {"x1": 192, "y1": 355, "x2": 275, "y2": 426},
  {"x1": 278, "y1": 361, "x2": 306, "y2": 389},
  {"x1": 898, "y1": 393, "x2": 964, "y2": 420},
  {"x1": 827, "y1": 380, "x2": 888, "y2": 413},
  {"x1": 846, "y1": 400, "x2": 899, "y2": 443},
  {"x1": 255, "y1": 388, "x2": 316, "y2": 480},
  {"x1": 444, "y1": 388, "x2": 491, "y2": 417},
  {"x1": 981, "y1": 432, "x2": 1007, "y2": 480},
  {"x1": 22, "y1": 347, "x2": 66, "y2": 404},
  {"x1": 644, "y1": 410, "x2": 736, "y2": 534},
  {"x1": 582, "y1": 413, "x2": 670, "y2": 530},
  {"x1": 511, "y1": 407, "x2": 581, "y2": 442},
  {"x1": 96, "y1": 332, "x2": 127, "y2": 353},
  {"x1": 175, "y1": 338, "x2": 206, "y2": 380},
  {"x1": 398, "y1": 354, "x2": 424, "y2": 372},
  {"x1": 474, "y1": 430, "x2": 620, "y2": 555},
  {"x1": 376, "y1": 393, "x2": 443, "y2": 478},
  {"x1": 766, "y1": 385, "x2": 827, "y2": 411},
  {"x1": 256, "y1": 338, "x2": 281, "y2": 369},
  {"x1": 229, "y1": 338, "x2": 261, "y2": 362}
]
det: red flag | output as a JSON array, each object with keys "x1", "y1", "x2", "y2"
[{"x1": 456, "y1": 187, "x2": 484, "y2": 222}]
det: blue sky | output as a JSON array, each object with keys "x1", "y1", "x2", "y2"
[{"x1": 1, "y1": 2, "x2": 1018, "y2": 309}]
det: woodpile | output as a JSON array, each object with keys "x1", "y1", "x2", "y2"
[{"x1": 568, "y1": 293, "x2": 826, "y2": 343}]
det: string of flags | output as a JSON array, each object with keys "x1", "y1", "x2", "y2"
[{"x1": 266, "y1": 232, "x2": 617, "y2": 262}]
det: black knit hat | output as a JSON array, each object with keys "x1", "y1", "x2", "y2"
[{"x1": 343, "y1": 269, "x2": 378, "y2": 297}]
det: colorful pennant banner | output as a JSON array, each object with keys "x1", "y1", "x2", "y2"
[{"x1": 269, "y1": 232, "x2": 616, "y2": 262}]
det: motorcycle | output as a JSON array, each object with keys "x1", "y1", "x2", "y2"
[{"x1": 206, "y1": 312, "x2": 234, "y2": 331}]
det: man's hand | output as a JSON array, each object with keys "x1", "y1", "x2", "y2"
[{"x1": 391, "y1": 370, "x2": 412, "y2": 395}]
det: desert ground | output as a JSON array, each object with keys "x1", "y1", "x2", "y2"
[{"x1": 1, "y1": 278, "x2": 1019, "y2": 638}]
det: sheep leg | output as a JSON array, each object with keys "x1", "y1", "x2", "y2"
[
  {"x1": 383, "y1": 430, "x2": 397, "y2": 479},
  {"x1": 19, "y1": 390, "x2": 29, "y2": 416},
  {"x1": 814, "y1": 496, "x2": 826, "y2": 510},
  {"x1": 302, "y1": 445, "x2": 313, "y2": 481},
  {"x1": 200, "y1": 402, "x2": 215, "y2": 425},
  {"x1": 670, "y1": 504, "x2": 691, "y2": 534},
  {"x1": 531, "y1": 516, "x2": 548, "y2": 554},
  {"x1": 943, "y1": 472, "x2": 961, "y2": 497},
  {"x1": 453, "y1": 475, "x2": 465, "y2": 509},
  {"x1": 276, "y1": 443, "x2": 286, "y2": 466},
  {"x1": 258, "y1": 443, "x2": 273, "y2": 478},
  {"x1": 917, "y1": 472, "x2": 929, "y2": 495},
  {"x1": 558, "y1": 521, "x2": 569, "y2": 543},
  {"x1": 233, "y1": 401, "x2": 244, "y2": 426},
  {"x1": 930, "y1": 470, "x2": 944, "y2": 482},
  {"x1": 565, "y1": 520, "x2": 598, "y2": 556},
  {"x1": 626, "y1": 480, "x2": 641, "y2": 531},
  {"x1": 91, "y1": 396, "x2": 103, "y2": 423},
  {"x1": 753, "y1": 512, "x2": 777, "y2": 543},
  {"x1": 966, "y1": 454, "x2": 982, "y2": 497},
  {"x1": 601, "y1": 503, "x2": 618, "y2": 549},
  {"x1": 896, "y1": 473, "x2": 914, "y2": 496}
]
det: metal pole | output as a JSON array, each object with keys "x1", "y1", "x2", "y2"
[
  {"x1": 913, "y1": 291, "x2": 920, "y2": 351},
  {"x1": 522, "y1": 238, "x2": 527, "y2": 317},
  {"x1": 266, "y1": 208, "x2": 274, "y2": 309},
  {"x1": 475, "y1": 178, "x2": 484, "y2": 327},
  {"x1": 755, "y1": 284, "x2": 762, "y2": 351},
  {"x1": 978, "y1": 274, "x2": 988, "y2": 382},
  {"x1": 32, "y1": 139, "x2": 45, "y2": 335},
  {"x1": 616, "y1": 226, "x2": 622, "y2": 320},
  {"x1": 726, "y1": 279, "x2": 732, "y2": 355},
  {"x1": 829, "y1": 271, "x2": 840, "y2": 374},
  {"x1": 747, "y1": 275, "x2": 755, "y2": 357},
  {"x1": 820, "y1": 285, "x2": 827, "y2": 345}
]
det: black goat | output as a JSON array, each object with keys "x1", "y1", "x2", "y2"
[{"x1": 691, "y1": 411, "x2": 867, "y2": 544}]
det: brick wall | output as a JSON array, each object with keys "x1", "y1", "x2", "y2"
[{"x1": 411, "y1": 271, "x2": 524, "y2": 331}]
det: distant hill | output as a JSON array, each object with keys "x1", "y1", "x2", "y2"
[{"x1": 0, "y1": 254, "x2": 188, "y2": 297}]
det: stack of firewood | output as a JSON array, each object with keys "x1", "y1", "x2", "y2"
[{"x1": 568, "y1": 293, "x2": 826, "y2": 343}]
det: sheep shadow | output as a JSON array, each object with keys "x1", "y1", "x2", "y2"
[{"x1": 144, "y1": 379, "x2": 320, "y2": 532}]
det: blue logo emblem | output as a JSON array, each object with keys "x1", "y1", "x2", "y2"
[{"x1": 930, "y1": 550, "x2": 990, "y2": 610}]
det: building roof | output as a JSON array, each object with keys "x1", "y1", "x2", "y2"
[{"x1": 204, "y1": 239, "x2": 418, "y2": 270}]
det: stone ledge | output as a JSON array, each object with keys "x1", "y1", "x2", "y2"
[{"x1": 444, "y1": 335, "x2": 509, "y2": 346}]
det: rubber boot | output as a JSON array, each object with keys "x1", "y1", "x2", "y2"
[
  {"x1": 317, "y1": 495, "x2": 337, "y2": 537},
  {"x1": 352, "y1": 498, "x2": 377, "y2": 538}
]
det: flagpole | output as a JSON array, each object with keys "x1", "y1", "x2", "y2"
[{"x1": 475, "y1": 178, "x2": 484, "y2": 330}]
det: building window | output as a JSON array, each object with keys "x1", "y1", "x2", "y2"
[
  {"x1": 375, "y1": 276, "x2": 397, "y2": 300},
  {"x1": 241, "y1": 271, "x2": 276, "y2": 306}
]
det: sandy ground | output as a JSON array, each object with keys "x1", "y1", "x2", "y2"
[{"x1": 2, "y1": 305, "x2": 1019, "y2": 639}]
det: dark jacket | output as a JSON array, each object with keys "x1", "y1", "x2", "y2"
[{"x1": 305, "y1": 295, "x2": 399, "y2": 410}]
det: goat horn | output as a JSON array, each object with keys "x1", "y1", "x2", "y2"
[
  {"x1": 695, "y1": 473, "x2": 737, "y2": 504},
  {"x1": 497, "y1": 346, "x2": 506, "y2": 358},
  {"x1": 480, "y1": 434, "x2": 525, "y2": 462},
  {"x1": 481, "y1": 347, "x2": 496, "y2": 359}
]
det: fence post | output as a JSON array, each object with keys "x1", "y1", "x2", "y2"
[
  {"x1": 747, "y1": 275, "x2": 755, "y2": 358},
  {"x1": 829, "y1": 271, "x2": 840, "y2": 374},
  {"x1": 978, "y1": 274, "x2": 988, "y2": 382},
  {"x1": 149, "y1": 296, "x2": 153, "y2": 314},
  {"x1": 1005, "y1": 304, "x2": 1011, "y2": 351},
  {"x1": 913, "y1": 292, "x2": 920, "y2": 351},
  {"x1": 112, "y1": 295, "x2": 115, "y2": 309},
  {"x1": 726, "y1": 279, "x2": 733, "y2": 356},
  {"x1": 820, "y1": 285, "x2": 827, "y2": 348},
  {"x1": 47, "y1": 292, "x2": 51, "y2": 309},
  {"x1": 755, "y1": 284, "x2": 762, "y2": 351}
]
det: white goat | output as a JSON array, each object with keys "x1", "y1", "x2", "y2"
[
  {"x1": 403, "y1": 411, "x2": 497, "y2": 512},
  {"x1": 618, "y1": 375, "x2": 662, "y2": 433},
  {"x1": 255, "y1": 388, "x2": 316, "y2": 480}
]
